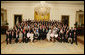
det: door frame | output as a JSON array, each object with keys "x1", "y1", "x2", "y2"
[
  {"x1": 14, "y1": 14, "x2": 23, "y2": 26},
  {"x1": 76, "y1": 11, "x2": 84, "y2": 27},
  {"x1": 61, "y1": 15, "x2": 69, "y2": 26}
]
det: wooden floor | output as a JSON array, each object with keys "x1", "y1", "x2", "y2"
[{"x1": 1, "y1": 35, "x2": 84, "y2": 54}]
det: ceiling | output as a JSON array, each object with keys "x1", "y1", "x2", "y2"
[{"x1": 1, "y1": 1, "x2": 84, "y2": 5}]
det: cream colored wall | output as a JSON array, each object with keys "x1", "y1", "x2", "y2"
[
  {"x1": 50, "y1": 4, "x2": 84, "y2": 28},
  {"x1": 1, "y1": 2, "x2": 84, "y2": 29},
  {"x1": 1, "y1": 3, "x2": 35, "y2": 28},
  {"x1": 1, "y1": 9, "x2": 7, "y2": 25}
]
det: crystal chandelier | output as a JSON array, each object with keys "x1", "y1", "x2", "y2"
[{"x1": 34, "y1": 1, "x2": 50, "y2": 16}]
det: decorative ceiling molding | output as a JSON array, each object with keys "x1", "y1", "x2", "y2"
[
  {"x1": 46, "y1": 1, "x2": 84, "y2": 5},
  {"x1": 1, "y1": 1, "x2": 84, "y2": 5}
]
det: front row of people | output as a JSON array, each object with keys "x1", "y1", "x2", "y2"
[
  {"x1": 6, "y1": 30, "x2": 35, "y2": 44},
  {"x1": 47, "y1": 27, "x2": 77, "y2": 45},
  {"x1": 6, "y1": 27, "x2": 77, "y2": 45}
]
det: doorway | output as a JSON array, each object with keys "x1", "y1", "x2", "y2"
[
  {"x1": 61, "y1": 15, "x2": 69, "y2": 26},
  {"x1": 76, "y1": 11, "x2": 84, "y2": 35},
  {"x1": 14, "y1": 15, "x2": 22, "y2": 25},
  {"x1": 76, "y1": 11, "x2": 84, "y2": 27}
]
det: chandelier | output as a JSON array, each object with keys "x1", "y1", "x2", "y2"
[{"x1": 34, "y1": 1, "x2": 50, "y2": 16}]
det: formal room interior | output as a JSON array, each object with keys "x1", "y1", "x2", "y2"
[{"x1": 1, "y1": 1, "x2": 84, "y2": 54}]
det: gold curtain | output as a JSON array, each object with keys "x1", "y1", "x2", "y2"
[
  {"x1": 34, "y1": 7, "x2": 50, "y2": 21},
  {"x1": 34, "y1": 12, "x2": 50, "y2": 21}
]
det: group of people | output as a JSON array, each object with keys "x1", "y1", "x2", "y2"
[{"x1": 6, "y1": 20, "x2": 78, "y2": 45}]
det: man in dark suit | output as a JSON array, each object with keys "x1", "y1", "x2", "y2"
[
  {"x1": 74, "y1": 27, "x2": 78, "y2": 45},
  {"x1": 38, "y1": 26, "x2": 43, "y2": 40},
  {"x1": 74, "y1": 32, "x2": 78, "y2": 45},
  {"x1": 6, "y1": 30, "x2": 9, "y2": 44},
  {"x1": 11, "y1": 31, "x2": 15, "y2": 43},
  {"x1": 15, "y1": 31, "x2": 19, "y2": 43},
  {"x1": 9, "y1": 31, "x2": 12, "y2": 44},
  {"x1": 68, "y1": 33, "x2": 72, "y2": 44},
  {"x1": 63, "y1": 28, "x2": 66, "y2": 42},
  {"x1": 65, "y1": 30, "x2": 69, "y2": 43},
  {"x1": 69, "y1": 27, "x2": 74, "y2": 44},
  {"x1": 33, "y1": 29, "x2": 39, "y2": 42},
  {"x1": 60, "y1": 28, "x2": 64, "y2": 43},
  {"x1": 42, "y1": 26, "x2": 46, "y2": 40},
  {"x1": 62, "y1": 30, "x2": 64, "y2": 42},
  {"x1": 23, "y1": 31, "x2": 27, "y2": 43},
  {"x1": 13, "y1": 29, "x2": 16, "y2": 38}
]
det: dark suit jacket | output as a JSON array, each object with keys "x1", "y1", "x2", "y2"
[
  {"x1": 12, "y1": 34, "x2": 15, "y2": 38},
  {"x1": 23, "y1": 33, "x2": 27, "y2": 38},
  {"x1": 68, "y1": 34, "x2": 72, "y2": 38},
  {"x1": 69, "y1": 30, "x2": 74, "y2": 38},
  {"x1": 43, "y1": 28, "x2": 46, "y2": 35},
  {"x1": 16, "y1": 34, "x2": 19, "y2": 38},
  {"x1": 39, "y1": 28, "x2": 43, "y2": 35},
  {"x1": 74, "y1": 30, "x2": 77, "y2": 36},
  {"x1": 74, "y1": 34, "x2": 77, "y2": 39},
  {"x1": 6, "y1": 34, "x2": 9, "y2": 41},
  {"x1": 9, "y1": 33, "x2": 12, "y2": 39},
  {"x1": 14, "y1": 32, "x2": 16, "y2": 38}
]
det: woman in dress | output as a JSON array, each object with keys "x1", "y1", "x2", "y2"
[{"x1": 19, "y1": 31, "x2": 23, "y2": 43}]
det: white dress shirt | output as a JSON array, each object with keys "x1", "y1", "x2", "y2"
[{"x1": 27, "y1": 32, "x2": 31, "y2": 38}]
